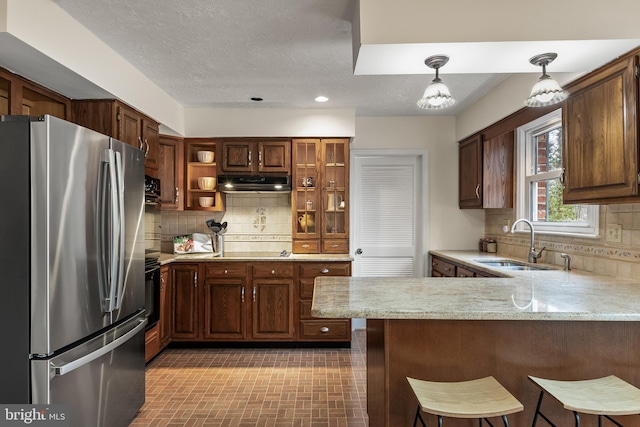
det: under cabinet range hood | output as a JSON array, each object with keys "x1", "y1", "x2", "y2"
[{"x1": 218, "y1": 175, "x2": 291, "y2": 192}]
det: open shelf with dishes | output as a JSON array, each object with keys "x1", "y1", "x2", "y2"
[{"x1": 184, "y1": 138, "x2": 225, "y2": 211}]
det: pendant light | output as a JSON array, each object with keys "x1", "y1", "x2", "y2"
[
  {"x1": 417, "y1": 55, "x2": 455, "y2": 109},
  {"x1": 524, "y1": 53, "x2": 568, "y2": 107}
]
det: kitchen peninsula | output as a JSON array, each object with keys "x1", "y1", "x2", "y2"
[{"x1": 312, "y1": 251, "x2": 640, "y2": 427}]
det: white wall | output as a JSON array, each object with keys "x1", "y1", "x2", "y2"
[
  {"x1": 184, "y1": 108, "x2": 355, "y2": 137},
  {"x1": 455, "y1": 72, "x2": 582, "y2": 140},
  {"x1": 354, "y1": 117, "x2": 484, "y2": 250},
  {"x1": 358, "y1": 0, "x2": 640, "y2": 44}
]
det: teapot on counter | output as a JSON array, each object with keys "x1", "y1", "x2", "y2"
[{"x1": 298, "y1": 213, "x2": 315, "y2": 231}]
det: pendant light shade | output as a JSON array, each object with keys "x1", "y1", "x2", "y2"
[
  {"x1": 525, "y1": 53, "x2": 568, "y2": 107},
  {"x1": 417, "y1": 55, "x2": 455, "y2": 109}
]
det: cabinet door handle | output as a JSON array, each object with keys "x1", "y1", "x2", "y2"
[
  {"x1": 321, "y1": 268, "x2": 329, "y2": 274},
  {"x1": 138, "y1": 136, "x2": 144, "y2": 151},
  {"x1": 144, "y1": 139, "x2": 149, "y2": 158},
  {"x1": 259, "y1": 150, "x2": 262, "y2": 166},
  {"x1": 241, "y1": 286, "x2": 245, "y2": 303},
  {"x1": 248, "y1": 150, "x2": 252, "y2": 166},
  {"x1": 175, "y1": 187, "x2": 179, "y2": 203},
  {"x1": 320, "y1": 327, "x2": 329, "y2": 333},
  {"x1": 194, "y1": 272, "x2": 198, "y2": 286},
  {"x1": 475, "y1": 183, "x2": 480, "y2": 198},
  {"x1": 252, "y1": 287, "x2": 256, "y2": 302}
]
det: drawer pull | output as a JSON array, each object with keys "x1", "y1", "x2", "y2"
[
  {"x1": 320, "y1": 327, "x2": 329, "y2": 333},
  {"x1": 331, "y1": 244, "x2": 339, "y2": 248},
  {"x1": 444, "y1": 267, "x2": 451, "y2": 271},
  {"x1": 271, "y1": 269, "x2": 276, "y2": 275},
  {"x1": 321, "y1": 268, "x2": 329, "y2": 274},
  {"x1": 224, "y1": 269, "x2": 228, "y2": 274},
  {"x1": 302, "y1": 244, "x2": 310, "y2": 248}
]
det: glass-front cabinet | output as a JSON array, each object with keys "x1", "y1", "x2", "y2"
[
  {"x1": 321, "y1": 139, "x2": 349, "y2": 253},
  {"x1": 292, "y1": 138, "x2": 349, "y2": 254},
  {"x1": 292, "y1": 139, "x2": 321, "y2": 253}
]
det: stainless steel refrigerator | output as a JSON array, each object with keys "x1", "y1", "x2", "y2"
[{"x1": 0, "y1": 115, "x2": 147, "y2": 427}]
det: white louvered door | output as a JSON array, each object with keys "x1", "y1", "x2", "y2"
[{"x1": 352, "y1": 153, "x2": 425, "y2": 277}]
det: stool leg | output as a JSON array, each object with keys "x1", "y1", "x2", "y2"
[
  {"x1": 598, "y1": 415, "x2": 602, "y2": 427},
  {"x1": 438, "y1": 415, "x2": 443, "y2": 427},
  {"x1": 502, "y1": 415, "x2": 509, "y2": 427},
  {"x1": 532, "y1": 390, "x2": 544, "y2": 427},
  {"x1": 413, "y1": 406, "x2": 425, "y2": 427},
  {"x1": 573, "y1": 411, "x2": 580, "y2": 427}
]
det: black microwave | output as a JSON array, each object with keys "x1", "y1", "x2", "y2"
[{"x1": 145, "y1": 175, "x2": 161, "y2": 205}]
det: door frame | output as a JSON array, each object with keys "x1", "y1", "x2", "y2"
[{"x1": 350, "y1": 149, "x2": 430, "y2": 277}]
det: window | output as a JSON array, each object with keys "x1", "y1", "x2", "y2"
[{"x1": 516, "y1": 110, "x2": 598, "y2": 237}]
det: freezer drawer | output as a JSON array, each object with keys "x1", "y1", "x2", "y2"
[{"x1": 31, "y1": 315, "x2": 147, "y2": 427}]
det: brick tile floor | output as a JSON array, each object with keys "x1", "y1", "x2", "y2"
[{"x1": 131, "y1": 331, "x2": 368, "y2": 427}]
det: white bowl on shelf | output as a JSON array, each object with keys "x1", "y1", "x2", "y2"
[
  {"x1": 199, "y1": 197, "x2": 214, "y2": 207},
  {"x1": 198, "y1": 177, "x2": 216, "y2": 190},
  {"x1": 197, "y1": 151, "x2": 215, "y2": 163}
]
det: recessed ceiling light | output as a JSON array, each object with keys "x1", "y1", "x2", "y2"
[
  {"x1": 315, "y1": 96, "x2": 329, "y2": 103},
  {"x1": 250, "y1": 97, "x2": 263, "y2": 102}
]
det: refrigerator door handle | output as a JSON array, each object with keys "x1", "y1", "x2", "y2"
[
  {"x1": 113, "y1": 149, "x2": 126, "y2": 310},
  {"x1": 97, "y1": 148, "x2": 119, "y2": 313},
  {"x1": 51, "y1": 317, "x2": 147, "y2": 376}
]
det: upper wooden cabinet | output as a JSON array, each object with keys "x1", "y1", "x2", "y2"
[
  {"x1": 458, "y1": 135, "x2": 483, "y2": 208},
  {"x1": 458, "y1": 132, "x2": 513, "y2": 209},
  {"x1": 483, "y1": 130, "x2": 514, "y2": 209},
  {"x1": 563, "y1": 55, "x2": 640, "y2": 204},
  {"x1": 292, "y1": 138, "x2": 349, "y2": 254},
  {"x1": 158, "y1": 135, "x2": 184, "y2": 210},
  {"x1": 220, "y1": 138, "x2": 291, "y2": 174},
  {"x1": 0, "y1": 67, "x2": 70, "y2": 119},
  {"x1": 71, "y1": 99, "x2": 159, "y2": 176}
]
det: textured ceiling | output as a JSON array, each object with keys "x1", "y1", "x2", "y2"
[{"x1": 50, "y1": 0, "x2": 509, "y2": 116}]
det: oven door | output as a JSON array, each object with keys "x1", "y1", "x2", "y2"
[{"x1": 144, "y1": 261, "x2": 160, "y2": 330}]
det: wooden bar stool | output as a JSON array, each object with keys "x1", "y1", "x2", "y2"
[
  {"x1": 529, "y1": 375, "x2": 640, "y2": 427},
  {"x1": 406, "y1": 376, "x2": 524, "y2": 426}
]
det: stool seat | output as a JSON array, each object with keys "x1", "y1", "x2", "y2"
[
  {"x1": 407, "y1": 376, "x2": 524, "y2": 419},
  {"x1": 529, "y1": 375, "x2": 640, "y2": 416}
]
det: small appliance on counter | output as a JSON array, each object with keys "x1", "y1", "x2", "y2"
[{"x1": 173, "y1": 233, "x2": 214, "y2": 254}]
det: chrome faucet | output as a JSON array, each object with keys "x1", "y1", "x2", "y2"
[{"x1": 510, "y1": 218, "x2": 545, "y2": 263}]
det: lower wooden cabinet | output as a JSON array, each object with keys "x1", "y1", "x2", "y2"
[
  {"x1": 296, "y1": 262, "x2": 351, "y2": 342},
  {"x1": 170, "y1": 263, "x2": 199, "y2": 340},
  {"x1": 430, "y1": 254, "x2": 497, "y2": 278},
  {"x1": 144, "y1": 326, "x2": 159, "y2": 363},
  {"x1": 159, "y1": 265, "x2": 171, "y2": 347},
  {"x1": 252, "y1": 264, "x2": 295, "y2": 340},
  {"x1": 201, "y1": 263, "x2": 249, "y2": 340},
  {"x1": 145, "y1": 265, "x2": 172, "y2": 362},
  {"x1": 169, "y1": 260, "x2": 350, "y2": 344}
]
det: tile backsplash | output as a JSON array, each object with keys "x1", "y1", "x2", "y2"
[
  {"x1": 161, "y1": 193, "x2": 292, "y2": 253},
  {"x1": 485, "y1": 204, "x2": 640, "y2": 279}
]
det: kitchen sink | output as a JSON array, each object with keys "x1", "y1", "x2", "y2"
[
  {"x1": 477, "y1": 260, "x2": 528, "y2": 267},
  {"x1": 474, "y1": 259, "x2": 555, "y2": 271}
]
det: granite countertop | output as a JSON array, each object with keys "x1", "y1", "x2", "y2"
[
  {"x1": 311, "y1": 250, "x2": 640, "y2": 321},
  {"x1": 159, "y1": 252, "x2": 352, "y2": 265}
]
